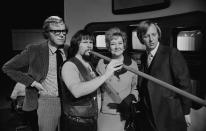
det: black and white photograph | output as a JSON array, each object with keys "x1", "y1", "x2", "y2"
[{"x1": 1, "y1": 0, "x2": 206, "y2": 131}]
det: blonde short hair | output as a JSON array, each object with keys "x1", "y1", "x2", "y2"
[
  {"x1": 136, "y1": 20, "x2": 161, "y2": 44},
  {"x1": 42, "y1": 16, "x2": 67, "y2": 39},
  {"x1": 105, "y1": 27, "x2": 127, "y2": 50}
]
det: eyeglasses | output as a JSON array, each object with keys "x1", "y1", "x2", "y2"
[{"x1": 49, "y1": 29, "x2": 68, "y2": 36}]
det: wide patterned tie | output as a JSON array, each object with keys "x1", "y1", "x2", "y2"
[
  {"x1": 56, "y1": 49, "x2": 63, "y2": 97},
  {"x1": 147, "y1": 52, "x2": 153, "y2": 67}
]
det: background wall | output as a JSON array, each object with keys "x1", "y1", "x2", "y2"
[{"x1": 64, "y1": 0, "x2": 206, "y2": 45}]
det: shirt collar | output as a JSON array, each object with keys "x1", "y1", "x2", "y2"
[{"x1": 48, "y1": 42, "x2": 64, "y2": 54}]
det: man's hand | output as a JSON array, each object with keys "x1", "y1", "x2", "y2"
[
  {"x1": 31, "y1": 81, "x2": 46, "y2": 92},
  {"x1": 185, "y1": 114, "x2": 192, "y2": 127},
  {"x1": 105, "y1": 59, "x2": 123, "y2": 77},
  {"x1": 130, "y1": 90, "x2": 139, "y2": 103}
]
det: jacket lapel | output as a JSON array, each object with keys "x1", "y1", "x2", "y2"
[
  {"x1": 39, "y1": 42, "x2": 49, "y2": 82},
  {"x1": 148, "y1": 45, "x2": 163, "y2": 73},
  {"x1": 63, "y1": 45, "x2": 69, "y2": 58}
]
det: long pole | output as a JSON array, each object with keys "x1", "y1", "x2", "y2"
[{"x1": 90, "y1": 51, "x2": 206, "y2": 106}]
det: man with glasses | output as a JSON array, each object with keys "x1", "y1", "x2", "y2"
[{"x1": 2, "y1": 16, "x2": 68, "y2": 131}]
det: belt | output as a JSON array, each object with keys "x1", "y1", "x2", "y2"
[{"x1": 65, "y1": 114, "x2": 95, "y2": 124}]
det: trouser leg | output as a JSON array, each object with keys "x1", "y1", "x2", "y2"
[
  {"x1": 37, "y1": 96, "x2": 61, "y2": 131},
  {"x1": 23, "y1": 110, "x2": 39, "y2": 131}
]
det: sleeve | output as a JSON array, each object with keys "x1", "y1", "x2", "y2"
[
  {"x1": 10, "y1": 83, "x2": 26, "y2": 99},
  {"x1": 118, "y1": 61, "x2": 139, "y2": 116},
  {"x1": 2, "y1": 45, "x2": 34, "y2": 87},
  {"x1": 130, "y1": 60, "x2": 139, "y2": 101},
  {"x1": 170, "y1": 48, "x2": 192, "y2": 114},
  {"x1": 96, "y1": 59, "x2": 105, "y2": 76},
  {"x1": 96, "y1": 59, "x2": 105, "y2": 100}
]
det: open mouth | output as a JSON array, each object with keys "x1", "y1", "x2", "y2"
[
  {"x1": 85, "y1": 50, "x2": 91, "y2": 55},
  {"x1": 85, "y1": 49, "x2": 90, "y2": 53}
]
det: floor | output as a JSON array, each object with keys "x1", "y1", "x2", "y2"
[
  {"x1": 0, "y1": 96, "x2": 30, "y2": 131},
  {"x1": 0, "y1": 95, "x2": 206, "y2": 131}
]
